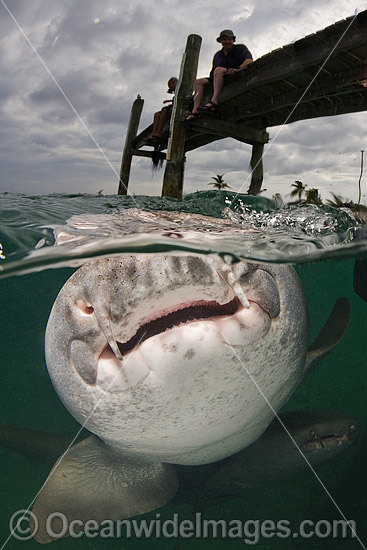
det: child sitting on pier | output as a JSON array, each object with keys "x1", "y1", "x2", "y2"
[{"x1": 144, "y1": 77, "x2": 177, "y2": 144}]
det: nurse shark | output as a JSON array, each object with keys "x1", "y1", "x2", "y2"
[
  {"x1": 28, "y1": 255, "x2": 351, "y2": 542},
  {"x1": 0, "y1": 410, "x2": 357, "y2": 540}
]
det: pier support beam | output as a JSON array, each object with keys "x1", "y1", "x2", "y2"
[
  {"x1": 161, "y1": 34, "x2": 202, "y2": 199},
  {"x1": 248, "y1": 141, "x2": 265, "y2": 195},
  {"x1": 118, "y1": 95, "x2": 144, "y2": 195}
]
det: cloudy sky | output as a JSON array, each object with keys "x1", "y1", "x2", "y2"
[{"x1": 0, "y1": 0, "x2": 366, "y2": 202}]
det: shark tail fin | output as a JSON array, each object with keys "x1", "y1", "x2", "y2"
[
  {"x1": 304, "y1": 297, "x2": 350, "y2": 375},
  {"x1": 31, "y1": 435, "x2": 178, "y2": 543}
]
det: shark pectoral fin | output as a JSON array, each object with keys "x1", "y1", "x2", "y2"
[
  {"x1": 0, "y1": 424, "x2": 86, "y2": 467},
  {"x1": 304, "y1": 297, "x2": 351, "y2": 374},
  {"x1": 31, "y1": 435, "x2": 179, "y2": 543}
]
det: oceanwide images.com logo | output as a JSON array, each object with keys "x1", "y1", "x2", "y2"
[{"x1": 9, "y1": 510, "x2": 358, "y2": 544}]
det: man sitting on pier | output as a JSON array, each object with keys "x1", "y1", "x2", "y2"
[{"x1": 185, "y1": 30, "x2": 253, "y2": 121}]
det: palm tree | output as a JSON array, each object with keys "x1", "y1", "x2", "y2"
[
  {"x1": 326, "y1": 192, "x2": 367, "y2": 223},
  {"x1": 305, "y1": 187, "x2": 322, "y2": 205},
  {"x1": 208, "y1": 174, "x2": 232, "y2": 190},
  {"x1": 290, "y1": 180, "x2": 307, "y2": 200},
  {"x1": 326, "y1": 193, "x2": 352, "y2": 209}
]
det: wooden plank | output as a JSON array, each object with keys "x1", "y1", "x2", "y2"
[
  {"x1": 131, "y1": 124, "x2": 153, "y2": 148},
  {"x1": 131, "y1": 149, "x2": 166, "y2": 160},
  {"x1": 117, "y1": 95, "x2": 144, "y2": 195},
  {"x1": 188, "y1": 117, "x2": 269, "y2": 144},
  {"x1": 161, "y1": 34, "x2": 202, "y2": 198},
  {"x1": 264, "y1": 91, "x2": 367, "y2": 126},
  {"x1": 232, "y1": 66, "x2": 366, "y2": 120},
  {"x1": 184, "y1": 133, "x2": 222, "y2": 152}
]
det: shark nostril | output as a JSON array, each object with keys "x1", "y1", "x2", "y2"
[{"x1": 76, "y1": 300, "x2": 94, "y2": 316}]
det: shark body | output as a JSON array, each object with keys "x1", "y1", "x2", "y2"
[{"x1": 26, "y1": 255, "x2": 350, "y2": 542}]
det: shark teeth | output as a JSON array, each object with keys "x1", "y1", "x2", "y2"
[{"x1": 215, "y1": 264, "x2": 250, "y2": 309}]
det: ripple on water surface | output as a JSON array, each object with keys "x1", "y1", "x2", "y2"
[{"x1": 0, "y1": 190, "x2": 366, "y2": 278}]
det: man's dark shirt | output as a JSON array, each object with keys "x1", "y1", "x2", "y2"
[{"x1": 209, "y1": 44, "x2": 252, "y2": 81}]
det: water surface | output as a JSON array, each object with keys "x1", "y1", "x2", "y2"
[{"x1": 0, "y1": 191, "x2": 366, "y2": 549}]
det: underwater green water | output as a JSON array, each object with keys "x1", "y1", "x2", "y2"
[{"x1": 0, "y1": 192, "x2": 366, "y2": 549}]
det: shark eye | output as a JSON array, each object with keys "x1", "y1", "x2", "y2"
[{"x1": 76, "y1": 300, "x2": 94, "y2": 316}]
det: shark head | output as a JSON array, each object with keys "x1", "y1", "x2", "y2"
[{"x1": 45, "y1": 255, "x2": 309, "y2": 465}]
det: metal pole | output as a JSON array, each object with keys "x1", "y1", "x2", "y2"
[{"x1": 358, "y1": 149, "x2": 365, "y2": 205}]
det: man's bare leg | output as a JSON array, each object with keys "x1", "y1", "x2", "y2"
[
  {"x1": 185, "y1": 77, "x2": 209, "y2": 120},
  {"x1": 210, "y1": 67, "x2": 227, "y2": 105},
  {"x1": 199, "y1": 67, "x2": 227, "y2": 110}
]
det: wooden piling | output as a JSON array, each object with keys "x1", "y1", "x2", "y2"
[
  {"x1": 248, "y1": 141, "x2": 265, "y2": 195},
  {"x1": 117, "y1": 95, "x2": 144, "y2": 195},
  {"x1": 161, "y1": 34, "x2": 202, "y2": 199}
]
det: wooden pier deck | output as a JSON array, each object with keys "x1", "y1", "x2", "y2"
[{"x1": 118, "y1": 10, "x2": 367, "y2": 198}]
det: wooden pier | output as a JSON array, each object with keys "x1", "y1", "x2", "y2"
[{"x1": 118, "y1": 10, "x2": 367, "y2": 198}]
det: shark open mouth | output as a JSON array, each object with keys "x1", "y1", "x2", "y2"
[
  {"x1": 115, "y1": 297, "x2": 242, "y2": 357},
  {"x1": 92, "y1": 267, "x2": 278, "y2": 391},
  {"x1": 93, "y1": 295, "x2": 251, "y2": 391}
]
